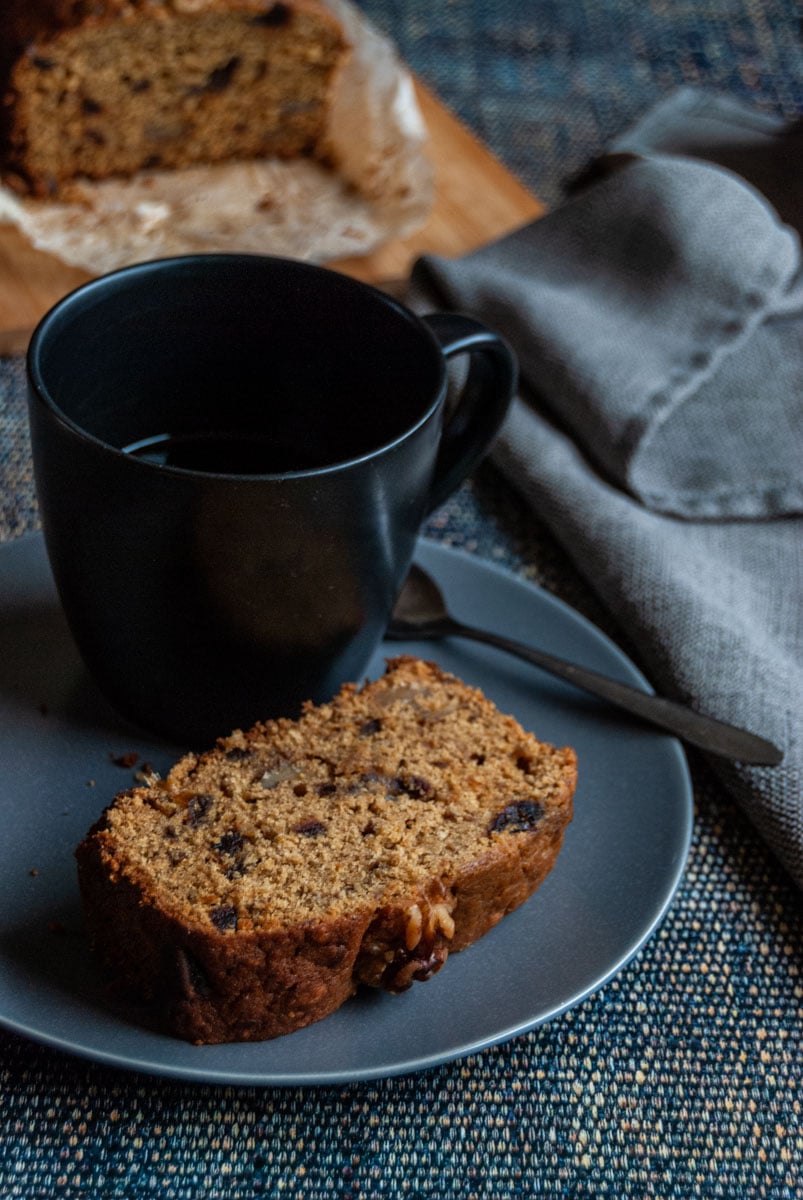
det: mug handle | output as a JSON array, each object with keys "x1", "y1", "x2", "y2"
[{"x1": 421, "y1": 312, "x2": 517, "y2": 514}]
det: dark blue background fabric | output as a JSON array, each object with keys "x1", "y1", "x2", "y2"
[
  {"x1": 359, "y1": 0, "x2": 803, "y2": 209},
  {"x1": 1, "y1": 3, "x2": 802, "y2": 1196}
]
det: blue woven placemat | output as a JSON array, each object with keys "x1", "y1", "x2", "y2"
[
  {"x1": 2, "y1": 2, "x2": 802, "y2": 1196},
  {"x1": 361, "y1": 0, "x2": 803, "y2": 208}
]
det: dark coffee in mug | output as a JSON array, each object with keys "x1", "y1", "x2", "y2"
[
  {"x1": 27, "y1": 254, "x2": 515, "y2": 744},
  {"x1": 122, "y1": 430, "x2": 332, "y2": 474}
]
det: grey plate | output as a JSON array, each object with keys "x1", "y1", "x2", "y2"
[{"x1": 0, "y1": 533, "x2": 692, "y2": 1085}]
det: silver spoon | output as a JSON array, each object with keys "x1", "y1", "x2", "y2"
[{"x1": 387, "y1": 563, "x2": 784, "y2": 766}]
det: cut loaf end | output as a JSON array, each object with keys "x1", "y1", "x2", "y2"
[{"x1": 1, "y1": 0, "x2": 349, "y2": 196}]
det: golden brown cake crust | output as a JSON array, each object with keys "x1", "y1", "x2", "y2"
[
  {"x1": 1, "y1": 0, "x2": 348, "y2": 195},
  {"x1": 76, "y1": 657, "x2": 577, "y2": 1044}
]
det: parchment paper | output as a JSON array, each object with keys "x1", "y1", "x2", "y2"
[{"x1": 0, "y1": 0, "x2": 433, "y2": 272}]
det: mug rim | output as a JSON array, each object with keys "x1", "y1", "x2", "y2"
[{"x1": 27, "y1": 252, "x2": 449, "y2": 482}]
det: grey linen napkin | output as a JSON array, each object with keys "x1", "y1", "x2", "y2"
[{"x1": 412, "y1": 88, "x2": 803, "y2": 888}]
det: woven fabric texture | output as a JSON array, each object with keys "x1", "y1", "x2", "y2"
[{"x1": 2, "y1": 2, "x2": 802, "y2": 1197}]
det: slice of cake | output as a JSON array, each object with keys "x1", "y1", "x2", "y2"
[
  {"x1": 0, "y1": 0, "x2": 349, "y2": 196},
  {"x1": 76, "y1": 657, "x2": 577, "y2": 1043}
]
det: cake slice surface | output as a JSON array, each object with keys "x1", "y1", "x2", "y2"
[{"x1": 76, "y1": 656, "x2": 577, "y2": 1043}]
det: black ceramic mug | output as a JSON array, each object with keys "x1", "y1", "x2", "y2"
[{"x1": 27, "y1": 254, "x2": 515, "y2": 744}]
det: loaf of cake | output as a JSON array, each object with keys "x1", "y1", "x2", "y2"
[
  {"x1": 76, "y1": 657, "x2": 577, "y2": 1044},
  {"x1": 0, "y1": 0, "x2": 349, "y2": 196}
]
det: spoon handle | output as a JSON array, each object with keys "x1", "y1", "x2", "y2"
[{"x1": 448, "y1": 619, "x2": 783, "y2": 766}]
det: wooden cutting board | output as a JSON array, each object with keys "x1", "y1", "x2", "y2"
[{"x1": 0, "y1": 83, "x2": 543, "y2": 355}]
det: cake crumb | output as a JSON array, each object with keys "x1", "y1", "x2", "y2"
[{"x1": 111, "y1": 752, "x2": 139, "y2": 769}]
